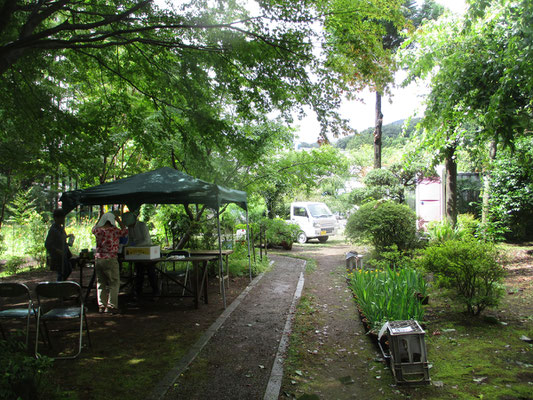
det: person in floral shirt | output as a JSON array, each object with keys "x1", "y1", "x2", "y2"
[{"x1": 92, "y1": 212, "x2": 128, "y2": 313}]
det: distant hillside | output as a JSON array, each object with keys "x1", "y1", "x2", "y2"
[{"x1": 335, "y1": 118, "x2": 421, "y2": 150}]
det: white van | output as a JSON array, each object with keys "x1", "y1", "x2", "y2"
[{"x1": 289, "y1": 202, "x2": 337, "y2": 244}]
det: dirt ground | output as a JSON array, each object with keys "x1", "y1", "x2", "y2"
[
  {"x1": 280, "y1": 241, "x2": 533, "y2": 400},
  {"x1": 499, "y1": 243, "x2": 533, "y2": 320},
  {"x1": 278, "y1": 242, "x2": 393, "y2": 399},
  {"x1": 1, "y1": 241, "x2": 532, "y2": 399},
  {"x1": 163, "y1": 255, "x2": 306, "y2": 400},
  {"x1": 1, "y1": 263, "x2": 254, "y2": 399}
]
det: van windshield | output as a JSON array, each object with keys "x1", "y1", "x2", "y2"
[{"x1": 308, "y1": 204, "x2": 333, "y2": 218}]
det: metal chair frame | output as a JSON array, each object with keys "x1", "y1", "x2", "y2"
[
  {"x1": 35, "y1": 281, "x2": 91, "y2": 359},
  {"x1": 164, "y1": 250, "x2": 191, "y2": 296},
  {"x1": 0, "y1": 282, "x2": 36, "y2": 348}
]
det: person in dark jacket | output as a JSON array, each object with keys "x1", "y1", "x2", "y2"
[
  {"x1": 123, "y1": 212, "x2": 160, "y2": 301},
  {"x1": 45, "y1": 208, "x2": 75, "y2": 281}
]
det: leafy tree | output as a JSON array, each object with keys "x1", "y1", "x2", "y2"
[
  {"x1": 320, "y1": 0, "x2": 405, "y2": 149},
  {"x1": 246, "y1": 145, "x2": 348, "y2": 219},
  {"x1": 351, "y1": 169, "x2": 401, "y2": 205},
  {"x1": 401, "y1": 0, "x2": 533, "y2": 225},
  {"x1": 0, "y1": 0, "x2": 307, "y2": 76},
  {"x1": 1, "y1": 0, "x2": 416, "y2": 225},
  {"x1": 323, "y1": 0, "x2": 443, "y2": 168},
  {"x1": 489, "y1": 136, "x2": 533, "y2": 241},
  {"x1": 350, "y1": 159, "x2": 430, "y2": 205}
]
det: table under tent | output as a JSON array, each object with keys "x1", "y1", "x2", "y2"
[{"x1": 60, "y1": 167, "x2": 251, "y2": 308}]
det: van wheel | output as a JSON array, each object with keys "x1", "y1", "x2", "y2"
[
  {"x1": 318, "y1": 236, "x2": 329, "y2": 243},
  {"x1": 296, "y1": 232, "x2": 308, "y2": 244}
]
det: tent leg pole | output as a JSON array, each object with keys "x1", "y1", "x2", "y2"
[
  {"x1": 246, "y1": 210, "x2": 252, "y2": 282},
  {"x1": 217, "y1": 209, "x2": 227, "y2": 309}
]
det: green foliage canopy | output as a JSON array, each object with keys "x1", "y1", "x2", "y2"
[
  {"x1": 489, "y1": 136, "x2": 533, "y2": 241},
  {"x1": 401, "y1": 0, "x2": 533, "y2": 151}
]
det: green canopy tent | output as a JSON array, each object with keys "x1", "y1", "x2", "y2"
[{"x1": 60, "y1": 167, "x2": 252, "y2": 308}]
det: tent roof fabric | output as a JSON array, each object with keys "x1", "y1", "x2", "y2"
[{"x1": 60, "y1": 167, "x2": 247, "y2": 212}]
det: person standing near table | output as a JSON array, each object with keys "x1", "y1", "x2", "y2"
[
  {"x1": 92, "y1": 212, "x2": 127, "y2": 313},
  {"x1": 45, "y1": 208, "x2": 75, "y2": 281},
  {"x1": 122, "y1": 212, "x2": 160, "y2": 301}
]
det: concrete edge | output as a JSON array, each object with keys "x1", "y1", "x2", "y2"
[
  {"x1": 263, "y1": 261, "x2": 306, "y2": 400},
  {"x1": 148, "y1": 271, "x2": 267, "y2": 400}
]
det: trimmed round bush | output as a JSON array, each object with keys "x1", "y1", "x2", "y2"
[{"x1": 345, "y1": 200, "x2": 417, "y2": 252}]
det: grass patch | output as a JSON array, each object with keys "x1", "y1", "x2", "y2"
[
  {"x1": 283, "y1": 294, "x2": 321, "y2": 392},
  {"x1": 0, "y1": 263, "x2": 47, "y2": 278},
  {"x1": 48, "y1": 324, "x2": 204, "y2": 400},
  {"x1": 391, "y1": 282, "x2": 533, "y2": 399}
]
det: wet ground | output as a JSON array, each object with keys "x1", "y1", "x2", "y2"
[{"x1": 162, "y1": 255, "x2": 306, "y2": 399}]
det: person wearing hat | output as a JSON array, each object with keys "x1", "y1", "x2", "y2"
[
  {"x1": 122, "y1": 212, "x2": 160, "y2": 301},
  {"x1": 92, "y1": 212, "x2": 128, "y2": 313},
  {"x1": 45, "y1": 208, "x2": 75, "y2": 281}
]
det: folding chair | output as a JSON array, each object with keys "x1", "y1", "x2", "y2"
[
  {"x1": 0, "y1": 282, "x2": 35, "y2": 348},
  {"x1": 35, "y1": 281, "x2": 91, "y2": 359},
  {"x1": 164, "y1": 250, "x2": 190, "y2": 296}
]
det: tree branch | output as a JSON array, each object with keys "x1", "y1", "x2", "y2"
[{"x1": 0, "y1": 0, "x2": 17, "y2": 36}]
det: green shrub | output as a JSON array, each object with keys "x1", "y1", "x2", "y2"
[
  {"x1": 489, "y1": 136, "x2": 533, "y2": 241},
  {"x1": 345, "y1": 200, "x2": 418, "y2": 252},
  {"x1": 426, "y1": 214, "x2": 479, "y2": 243},
  {"x1": 426, "y1": 219, "x2": 457, "y2": 243},
  {"x1": 366, "y1": 244, "x2": 417, "y2": 270},
  {"x1": 228, "y1": 241, "x2": 270, "y2": 276},
  {"x1": 427, "y1": 214, "x2": 506, "y2": 243},
  {"x1": 475, "y1": 218, "x2": 509, "y2": 243},
  {"x1": 456, "y1": 213, "x2": 479, "y2": 236},
  {"x1": 418, "y1": 238, "x2": 505, "y2": 315},
  {"x1": 2, "y1": 256, "x2": 25, "y2": 276},
  {"x1": 27, "y1": 211, "x2": 47, "y2": 267},
  {"x1": 0, "y1": 336, "x2": 55, "y2": 400},
  {"x1": 262, "y1": 218, "x2": 299, "y2": 250}
]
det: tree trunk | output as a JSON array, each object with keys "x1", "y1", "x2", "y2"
[
  {"x1": 444, "y1": 144, "x2": 458, "y2": 226},
  {"x1": 265, "y1": 196, "x2": 275, "y2": 219},
  {"x1": 481, "y1": 140, "x2": 498, "y2": 224},
  {"x1": 373, "y1": 91, "x2": 383, "y2": 169}
]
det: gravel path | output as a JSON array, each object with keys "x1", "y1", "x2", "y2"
[{"x1": 162, "y1": 255, "x2": 306, "y2": 400}]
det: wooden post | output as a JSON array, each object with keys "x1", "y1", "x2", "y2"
[{"x1": 251, "y1": 225, "x2": 256, "y2": 264}]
